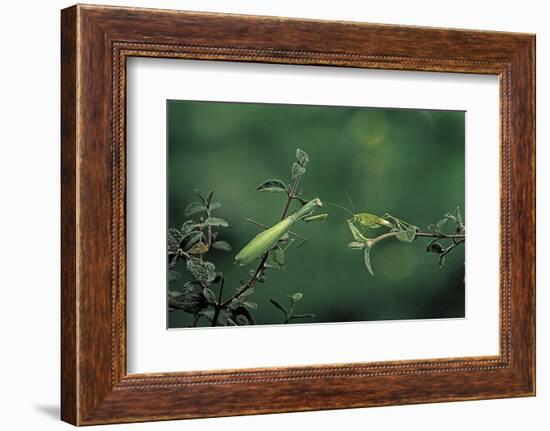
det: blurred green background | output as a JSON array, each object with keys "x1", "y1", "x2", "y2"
[{"x1": 167, "y1": 100, "x2": 465, "y2": 328}]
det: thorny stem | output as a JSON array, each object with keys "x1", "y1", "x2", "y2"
[{"x1": 221, "y1": 173, "x2": 303, "y2": 308}]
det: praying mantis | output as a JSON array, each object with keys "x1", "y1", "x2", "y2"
[{"x1": 328, "y1": 191, "x2": 464, "y2": 275}]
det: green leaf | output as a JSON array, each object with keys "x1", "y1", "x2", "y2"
[
  {"x1": 168, "y1": 270, "x2": 181, "y2": 282},
  {"x1": 436, "y1": 218, "x2": 448, "y2": 233},
  {"x1": 228, "y1": 298, "x2": 242, "y2": 310},
  {"x1": 267, "y1": 246, "x2": 285, "y2": 269},
  {"x1": 235, "y1": 315, "x2": 250, "y2": 326},
  {"x1": 364, "y1": 247, "x2": 374, "y2": 276},
  {"x1": 454, "y1": 206, "x2": 463, "y2": 225},
  {"x1": 167, "y1": 228, "x2": 184, "y2": 254},
  {"x1": 168, "y1": 289, "x2": 183, "y2": 299},
  {"x1": 303, "y1": 213, "x2": 328, "y2": 223},
  {"x1": 180, "y1": 220, "x2": 196, "y2": 233},
  {"x1": 209, "y1": 202, "x2": 222, "y2": 211},
  {"x1": 270, "y1": 298, "x2": 288, "y2": 315},
  {"x1": 195, "y1": 189, "x2": 208, "y2": 205},
  {"x1": 183, "y1": 232, "x2": 204, "y2": 251},
  {"x1": 396, "y1": 225, "x2": 417, "y2": 243},
  {"x1": 202, "y1": 287, "x2": 217, "y2": 305},
  {"x1": 296, "y1": 148, "x2": 309, "y2": 166},
  {"x1": 243, "y1": 301, "x2": 258, "y2": 310},
  {"x1": 256, "y1": 179, "x2": 287, "y2": 193},
  {"x1": 204, "y1": 217, "x2": 229, "y2": 228},
  {"x1": 186, "y1": 258, "x2": 216, "y2": 283},
  {"x1": 184, "y1": 201, "x2": 207, "y2": 217},
  {"x1": 212, "y1": 240, "x2": 232, "y2": 251},
  {"x1": 426, "y1": 241, "x2": 445, "y2": 253},
  {"x1": 288, "y1": 292, "x2": 303, "y2": 303},
  {"x1": 292, "y1": 162, "x2": 306, "y2": 179},
  {"x1": 206, "y1": 191, "x2": 214, "y2": 206},
  {"x1": 169, "y1": 282, "x2": 206, "y2": 313}
]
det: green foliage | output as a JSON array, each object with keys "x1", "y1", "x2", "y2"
[
  {"x1": 212, "y1": 240, "x2": 232, "y2": 251},
  {"x1": 168, "y1": 150, "x2": 318, "y2": 327},
  {"x1": 168, "y1": 101, "x2": 466, "y2": 326},
  {"x1": 346, "y1": 206, "x2": 465, "y2": 275},
  {"x1": 270, "y1": 292, "x2": 315, "y2": 324},
  {"x1": 256, "y1": 179, "x2": 287, "y2": 193}
]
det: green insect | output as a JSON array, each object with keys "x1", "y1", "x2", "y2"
[
  {"x1": 235, "y1": 198, "x2": 323, "y2": 266},
  {"x1": 327, "y1": 191, "x2": 417, "y2": 275}
]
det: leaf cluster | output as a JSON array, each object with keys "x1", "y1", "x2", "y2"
[
  {"x1": 425, "y1": 207, "x2": 465, "y2": 267},
  {"x1": 270, "y1": 292, "x2": 315, "y2": 324}
]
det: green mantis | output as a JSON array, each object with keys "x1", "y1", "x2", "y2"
[
  {"x1": 346, "y1": 211, "x2": 419, "y2": 275},
  {"x1": 326, "y1": 192, "x2": 419, "y2": 275},
  {"x1": 235, "y1": 198, "x2": 324, "y2": 266}
]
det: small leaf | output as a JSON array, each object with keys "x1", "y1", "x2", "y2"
[
  {"x1": 243, "y1": 301, "x2": 258, "y2": 310},
  {"x1": 303, "y1": 213, "x2": 328, "y2": 223},
  {"x1": 228, "y1": 298, "x2": 242, "y2": 310},
  {"x1": 209, "y1": 202, "x2": 222, "y2": 211},
  {"x1": 198, "y1": 308, "x2": 215, "y2": 321},
  {"x1": 195, "y1": 189, "x2": 208, "y2": 204},
  {"x1": 256, "y1": 179, "x2": 287, "y2": 193},
  {"x1": 436, "y1": 218, "x2": 448, "y2": 233},
  {"x1": 292, "y1": 162, "x2": 306, "y2": 179},
  {"x1": 202, "y1": 287, "x2": 217, "y2": 305},
  {"x1": 426, "y1": 241, "x2": 445, "y2": 253},
  {"x1": 186, "y1": 258, "x2": 216, "y2": 283},
  {"x1": 169, "y1": 282, "x2": 206, "y2": 313},
  {"x1": 296, "y1": 148, "x2": 309, "y2": 166},
  {"x1": 168, "y1": 289, "x2": 183, "y2": 299},
  {"x1": 454, "y1": 206, "x2": 463, "y2": 225},
  {"x1": 168, "y1": 270, "x2": 181, "y2": 282},
  {"x1": 183, "y1": 232, "x2": 204, "y2": 251},
  {"x1": 267, "y1": 246, "x2": 285, "y2": 270},
  {"x1": 288, "y1": 292, "x2": 303, "y2": 303},
  {"x1": 396, "y1": 225, "x2": 417, "y2": 243},
  {"x1": 180, "y1": 220, "x2": 196, "y2": 233},
  {"x1": 212, "y1": 240, "x2": 232, "y2": 251},
  {"x1": 364, "y1": 247, "x2": 374, "y2": 276},
  {"x1": 167, "y1": 228, "x2": 184, "y2": 254},
  {"x1": 206, "y1": 191, "x2": 214, "y2": 206},
  {"x1": 272, "y1": 246, "x2": 285, "y2": 266},
  {"x1": 235, "y1": 314, "x2": 250, "y2": 326},
  {"x1": 184, "y1": 201, "x2": 207, "y2": 217},
  {"x1": 270, "y1": 298, "x2": 288, "y2": 315},
  {"x1": 204, "y1": 217, "x2": 229, "y2": 228}
]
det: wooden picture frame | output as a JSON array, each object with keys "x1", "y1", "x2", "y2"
[{"x1": 61, "y1": 4, "x2": 535, "y2": 425}]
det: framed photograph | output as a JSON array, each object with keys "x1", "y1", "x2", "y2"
[{"x1": 61, "y1": 4, "x2": 535, "y2": 425}]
